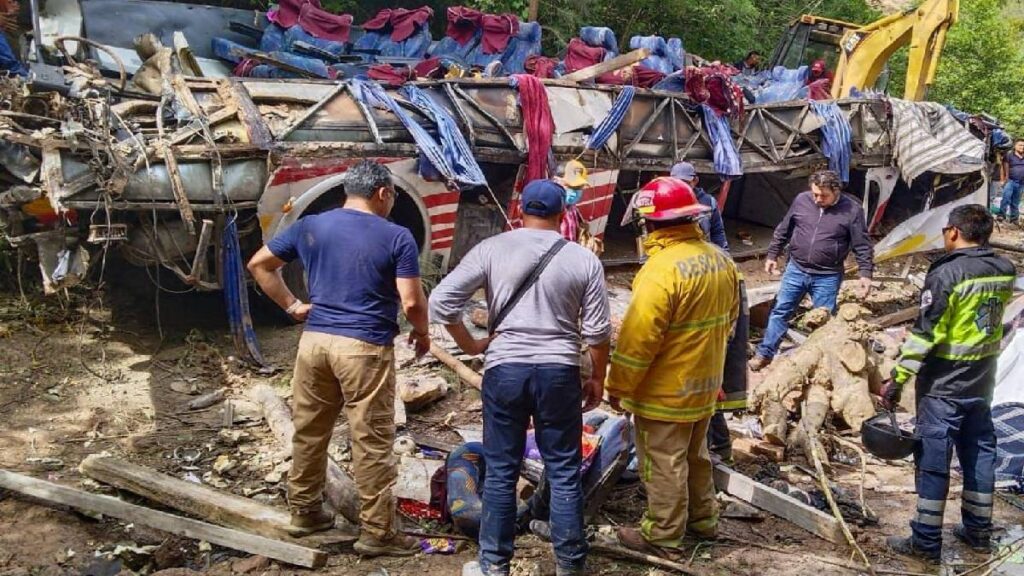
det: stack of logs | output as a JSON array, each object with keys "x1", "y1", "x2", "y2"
[{"x1": 750, "y1": 303, "x2": 905, "y2": 455}]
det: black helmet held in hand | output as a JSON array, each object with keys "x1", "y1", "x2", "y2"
[{"x1": 861, "y1": 411, "x2": 918, "y2": 460}]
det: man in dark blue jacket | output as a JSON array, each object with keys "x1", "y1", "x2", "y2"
[
  {"x1": 749, "y1": 170, "x2": 874, "y2": 371},
  {"x1": 670, "y1": 162, "x2": 728, "y2": 250}
]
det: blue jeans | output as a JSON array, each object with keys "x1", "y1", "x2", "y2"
[
  {"x1": 999, "y1": 180, "x2": 1023, "y2": 220},
  {"x1": 756, "y1": 261, "x2": 843, "y2": 360},
  {"x1": 911, "y1": 396, "x2": 996, "y2": 553},
  {"x1": 479, "y1": 363, "x2": 587, "y2": 575}
]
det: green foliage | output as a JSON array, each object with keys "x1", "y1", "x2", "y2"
[
  {"x1": 925, "y1": 0, "x2": 1024, "y2": 137},
  {"x1": 464, "y1": 0, "x2": 528, "y2": 19}
]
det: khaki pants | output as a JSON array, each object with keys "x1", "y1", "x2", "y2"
[
  {"x1": 635, "y1": 415, "x2": 719, "y2": 547},
  {"x1": 289, "y1": 331, "x2": 398, "y2": 540}
]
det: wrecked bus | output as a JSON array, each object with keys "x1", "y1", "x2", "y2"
[{"x1": 0, "y1": 0, "x2": 992, "y2": 298}]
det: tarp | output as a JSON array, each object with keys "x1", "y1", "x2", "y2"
[
  {"x1": 890, "y1": 99, "x2": 987, "y2": 184},
  {"x1": 994, "y1": 328, "x2": 1024, "y2": 408},
  {"x1": 874, "y1": 183, "x2": 986, "y2": 262},
  {"x1": 811, "y1": 101, "x2": 853, "y2": 183}
]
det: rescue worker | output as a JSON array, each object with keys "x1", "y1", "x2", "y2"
[
  {"x1": 555, "y1": 159, "x2": 603, "y2": 255},
  {"x1": 669, "y1": 162, "x2": 748, "y2": 464},
  {"x1": 608, "y1": 177, "x2": 739, "y2": 555},
  {"x1": 882, "y1": 204, "x2": 1016, "y2": 561}
]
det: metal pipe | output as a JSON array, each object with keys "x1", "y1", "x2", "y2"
[{"x1": 28, "y1": 0, "x2": 44, "y2": 64}]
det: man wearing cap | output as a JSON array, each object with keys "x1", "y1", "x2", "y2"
[
  {"x1": 670, "y1": 162, "x2": 747, "y2": 465},
  {"x1": 556, "y1": 160, "x2": 603, "y2": 255},
  {"x1": 430, "y1": 179, "x2": 612, "y2": 576},
  {"x1": 608, "y1": 177, "x2": 739, "y2": 555}
]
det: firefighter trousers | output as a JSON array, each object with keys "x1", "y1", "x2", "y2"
[
  {"x1": 912, "y1": 395, "x2": 996, "y2": 553},
  {"x1": 635, "y1": 415, "x2": 718, "y2": 547}
]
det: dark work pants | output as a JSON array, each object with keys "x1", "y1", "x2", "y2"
[
  {"x1": 479, "y1": 363, "x2": 587, "y2": 575},
  {"x1": 707, "y1": 413, "x2": 731, "y2": 456},
  {"x1": 911, "y1": 395, "x2": 996, "y2": 553}
]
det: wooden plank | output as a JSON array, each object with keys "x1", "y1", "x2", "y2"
[
  {"x1": 562, "y1": 49, "x2": 650, "y2": 83},
  {"x1": 79, "y1": 454, "x2": 354, "y2": 544},
  {"x1": 161, "y1": 146, "x2": 197, "y2": 235},
  {"x1": 0, "y1": 469, "x2": 327, "y2": 568},
  {"x1": 873, "y1": 305, "x2": 919, "y2": 328},
  {"x1": 712, "y1": 464, "x2": 843, "y2": 543},
  {"x1": 429, "y1": 342, "x2": 482, "y2": 390}
]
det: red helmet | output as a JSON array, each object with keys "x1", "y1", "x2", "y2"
[{"x1": 627, "y1": 177, "x2": 710, "y2": 223}]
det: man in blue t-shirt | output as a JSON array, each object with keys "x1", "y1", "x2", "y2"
[{"x1": 248, "y1": 160, "x2": 430, "y2": 556}]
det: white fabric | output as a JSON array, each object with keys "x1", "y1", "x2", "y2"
[
  {"x1": 874, "y1": 183, "x2": 986, "y2": 262},
  {"x1": 889, "y1": 99, "x2": 986, "y2": 184}
]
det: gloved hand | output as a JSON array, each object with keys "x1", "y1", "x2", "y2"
[{"x1": 880, "y1": 379, "x2": 902, "y2": 410}]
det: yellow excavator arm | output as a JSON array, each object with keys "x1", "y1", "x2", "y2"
[{"x1": 832, "y1": 0, "x2": 959, "y2": 100}]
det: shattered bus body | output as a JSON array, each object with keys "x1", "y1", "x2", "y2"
[
  {"x1": 0, "y1": 72, "x2": 899, "y2": 294},
  {"x1": 0, "y1": 0, "x2": 991, "y2": 296}
]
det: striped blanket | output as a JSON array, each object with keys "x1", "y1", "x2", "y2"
[
  {"x1": 995, "y1": 403, "x2": 1024, "y2": 482},
  {"x1": 889, "y1": 99, "x2": 986, "y2": 184}
]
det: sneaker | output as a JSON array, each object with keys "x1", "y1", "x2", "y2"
[
  {"x1": 953, "y1": 524, "x2": 991, "y2": 552},
  {"x1": 885, "y1": 535, "x2": 940, "y2": 562},
  {"x1": 286, "y1": 506, "x2": 335, "y2": 536},
  {"x1": 748, "y1": 355, "x2": 771, "y2": 372},
  {"x1": 462, "y1": 561, "x2": 484, "y2": 576},
  {"x1": 354, "y1": 534, "x2": 421, "y2": 557}
]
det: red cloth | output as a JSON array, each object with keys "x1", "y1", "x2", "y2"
[
  {"x1": 480, "y1": 13, "x2": 518, "y2": 54},
  {"x1": 596, "y1": 65, "x2": 665, "y2": 87},
  {"x1": 685, "y1": 65, "x2": 744, "y2": 117},
  {"x1": 511, "y1": 74, "x2": 553, "y2": 183},
  {"x1": 525, "y1": 55, "x2": 557, "y2": 78},
  {"x1": 413, "y1": 56, "x2": 445, "y2": 79},
  {"x1": 297, "y1": 3, "x2": 353, "y2": 43},
  {"x1": 268, "y1": 0, "x2": 319, "y2": 29},
  {"x1": 445, "y1": 6, "x2": 482, "y2": 46},
  {"x1": 232, "y1": 57, "x2": 259, "y2": 77},
  {"x1": 368, "y1": 64, "x2": 413, "y2": 86},
  {"x1": 362, "y1": 8, "x2": 392, "y2": 31},
  {"x1": 806, "y1": 78, "x2": 832, "y2": 100},
  {"x1": 563, "y1": 37, "x2": 605, "y2": 73},
  {"x1": 389, "y1": 6, "x2": 433, "y2": 42}
]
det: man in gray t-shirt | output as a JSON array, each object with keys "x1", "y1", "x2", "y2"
[{"x1": 429, "y1": 179, "x2": 611, "y2": 576}]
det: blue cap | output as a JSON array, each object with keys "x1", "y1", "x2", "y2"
[
  {"x1": 520, "y1": 179, "x2": 566, "y2": 217},
  {"x1": 670, "y1": 162, "x2": 697, "y2": 181}
]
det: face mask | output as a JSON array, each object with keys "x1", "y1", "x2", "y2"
[{"x1": 565, "y1": 187, "x2": 583, "y2": 205}]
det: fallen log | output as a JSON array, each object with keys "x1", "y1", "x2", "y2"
[
  {"x1": 248, "y1": 385, "x2": 360, "y2": 524},
  {"x1": 561, "y1": 49, "x2": 650, "y2": 83},
  {"x1": 79, "y1": 454, "x2": 355, "y2": 543},
  {"x1": 429, "y1": 342, "x2": 482, "y2": 389},
  {"x1": 750, "y1": 304, "x2": 878, "y2": 453},
  {"x1": 0, "y1": 469, "x2": 327, "y2": 568},
  {"x1": 873, "y1": 305, "x2": 919, "y2": 328}
]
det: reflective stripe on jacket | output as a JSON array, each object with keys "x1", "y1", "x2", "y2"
[
  {"x1": 894, "y1": 246, "x2": 1016, "y2": 399},
  {"x1": 608, "y1": 224, "x2": 740, "y2": 422}
]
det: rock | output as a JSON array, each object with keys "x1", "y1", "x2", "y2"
[
  {"x1": 263, "y1": 470, "x2": 283, "y2": 484},
  {"x1": 393, "y1": 394, "x2": 407, "y2": 427},
  {"x1": 217, "y1": 430, "x2": 249, "y2": 447},
  {"x1": 232, "y1": 556, "x2": 270, "y2": 574},
  {"x1": 152, "y1": 538, "x2": 189, "y2": 570},
  {"x1": 399, "y1": 376, "x2": 448, "y2": 412},
  {"x1": 469, "y1": 307, "x2": 489, "y2": 329},
  {"x1": 212, "y1": 454, "x2": 237, "y2": 476},
  {"x1": 151, "y1": 570, "x2": 201, "y2": 576},
  {"x1": 800, "y1": 308, "x2": 831, "y2": 331},
  {"x1": 393, "y1": 435, "x2": 417, "y2": 456},
  {"x1": 394, "y1": 456, "x2": 445, "y2": 503}
]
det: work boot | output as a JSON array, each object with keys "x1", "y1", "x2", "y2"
[
  {"x1": 748, "y1": 354, "x2": 770, "y2": 372},
  {"x1": 616, "y1": 527, "x2": 679, "y2": 560},
  {"x1": 953, "y1": 524, "x2": 992, "y2": 552},
  {"x1": 885, "y1": 535, "x2": 940, "y2": 562},
  {"x1": 711, "y1": 446, "x2": 734, "y2": 467},
  {"x1": 354, "y1": 533, "x2": 421, "y2": 557},
  {"x1": 286, "y1": 506, "x2": 336, "y2": 536}
]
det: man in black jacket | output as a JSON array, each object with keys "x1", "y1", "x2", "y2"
[
  {"x1": 749, "y1": 170, "x2": 874, "y2": 371},
  {"x1": 883, "y1": 204, "x2": 1016, "y2": 561}
]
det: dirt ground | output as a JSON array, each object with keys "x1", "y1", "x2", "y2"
[{"x1": 1, "y1": 230, "x2": 1024, "y2": 576}]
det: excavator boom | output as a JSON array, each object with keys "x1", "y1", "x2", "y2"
[{"x1": 831, "y1": 0, "x2": 959, "y2": 100}]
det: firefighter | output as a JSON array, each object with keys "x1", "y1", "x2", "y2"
[
  {"x1": 608, "y1": 177, "x2": 740, "y2": 555},
  {"x1": 882, "y1": 204, "x2": 1016, "y2": 561}
]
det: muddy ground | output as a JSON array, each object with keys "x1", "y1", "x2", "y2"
[{"x1": 2, "y1": 229, "x2": 1024, "y2": 576}]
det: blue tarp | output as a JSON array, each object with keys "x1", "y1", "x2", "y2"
[
  {"x1": 811, "y1": 101, "x2": 853, "y2": 182},
  {"x1": 667, "y1": 37, "x2": 685, "y2": 71},
  {"x1": 500, "y1": 21, "x2": 542, "y2": 75},
  {"x1": 222, "y1": 216, "x2": 267, "y2": 367},
  {"x1": 430, "y1": 30, "x2": 481, "y2": 63},
  {"x1": 586, "y1": 86, "x2": 635, "y2": 150},
  {"x1": 351, "y1": 79, "x2": 486, "y2": 188},
  {"x1": 211, "y1": 37, "x2": 253, "y2": 64},
  {"x1": 284, "y1": 24, "x2": 347, "y2": 58},
  {"x1": 0, "y1": 33, "x2": 27, "y2": 76},
  {"x1": 259, "y1": 23, "x2": 287, "y2": 53},
  {"x1": 702, "y1": 104, "x2": 742, "y2": 178},
  {"x1": 580, "y1": 26, "x2": 618, "y2": 58},
  {"x1": 629, "y1": 35, "x2": 672, "y2": 74},
  {"x1": 739, "y1": 65, "x2": 810, "y2": 104}
]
